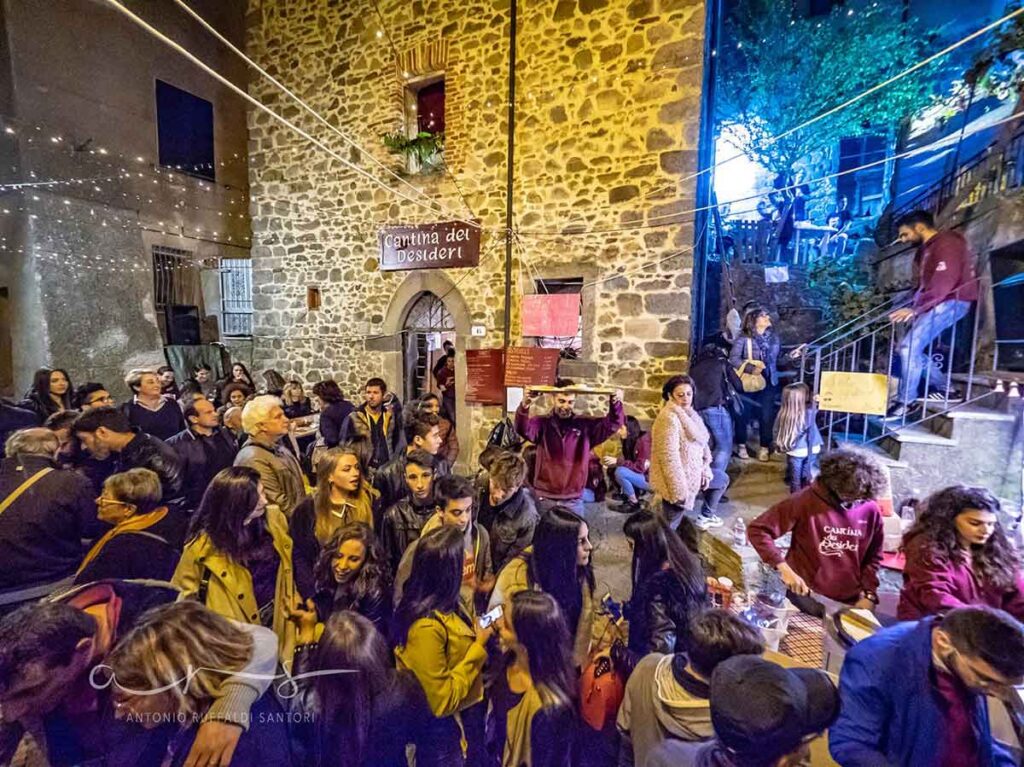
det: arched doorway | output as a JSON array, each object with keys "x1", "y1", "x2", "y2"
[
  {"x1": 380, "y1": 272, "x2": 472, "y2": 470},
  {"x1": 401, "y1": 290, "x2": 456, "y2": 407}
]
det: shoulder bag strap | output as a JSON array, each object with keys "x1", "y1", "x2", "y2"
[
  {"x1": 197, "y1": 564, "x2": 212, "y2": 605},
  {"x1": 746, "y1": 337, "x2": 755, "y2": 364},
  {"x1": 0, "y1": 468, "x2": 54, "y2": 518}
]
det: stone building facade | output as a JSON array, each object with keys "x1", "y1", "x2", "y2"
[
  {"x1": 246, "y1": 0, "x2": 706, "y2": 464},
  {"x1": 0, "y1": 0, "x2": 250, "y2": 398}
]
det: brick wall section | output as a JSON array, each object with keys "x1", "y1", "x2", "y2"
[{"x1": 245, "y1": 0, "x2": 705, "y2": 457}]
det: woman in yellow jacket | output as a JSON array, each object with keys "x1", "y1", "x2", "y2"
[
  {"x1": 394, "y1": 525, "x2": 494, "y2": 766},
  {"x1": 173, "y1": 465, "x2": 300, "y2": 669}
]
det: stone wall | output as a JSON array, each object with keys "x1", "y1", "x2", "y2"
[{"x1": 245, "y1": 0, "x2": 706, "y2": 464}]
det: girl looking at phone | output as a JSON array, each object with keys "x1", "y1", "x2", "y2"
[{"x1": 393, "y1": 525, "x2": 493, "y2": 765}]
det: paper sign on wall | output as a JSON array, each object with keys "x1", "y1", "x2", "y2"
[
  {"x1": 465, "y1": 349, "x2": 506, "y2": 405},
  {"x1": 522, "y1": 294, "x2": 581, "y2": 337},
  {"x1": 504, "y1": 347, "x2": 561, "y2": 388},
  {"x1": 764, "y1": 265, "x2": 790, "y2": 284},
  {"x1": 818, "y1": 372, "x2": 889, "y2": 416}
]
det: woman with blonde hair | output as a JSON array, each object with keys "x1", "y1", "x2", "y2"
[
  {"x1": 290, "y1": 445, "x2": 378, "y2": 600},
  {"x1": 773, "y1": 382, "x2": 823, "y2": 494},
  {"x1": 105, "y1": 601, "x2": 291, "y2": 766},
  {"x1": 75, "y1": 468, "x2": 180, "y2": 584}
]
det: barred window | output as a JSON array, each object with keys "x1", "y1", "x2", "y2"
[{"x1": 220, "y1": 258, "x2": 252, "y2": 337}]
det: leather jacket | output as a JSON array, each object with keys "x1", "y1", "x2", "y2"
[
  {"x1": 477, "y1": 487, "x2": 539, "y2": 572},
  {"x1": 117, "y1": 432, "x2": 186, "y2": 512},
  {"x1": 380, "y1": 497, "x2": 438, "y2": 573}
]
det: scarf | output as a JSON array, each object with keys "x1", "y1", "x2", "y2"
[{"x1": 77, "y1": 507, "x2": 169, "y2": 575}]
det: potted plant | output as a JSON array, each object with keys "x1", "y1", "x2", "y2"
[{"x1": 381, "y1": 130, "x2": 445, "y2": 174}]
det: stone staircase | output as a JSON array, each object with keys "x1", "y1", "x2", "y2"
[{"x1": 838, "y1": 377, "x2": 1023, "y2": 514}]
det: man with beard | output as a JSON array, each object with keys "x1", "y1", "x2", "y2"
[
  {"x1": 886, "y1": 210, "x2": 978, "y2": 419},
  {"x1": 514, "y1": 382, "x2": 624, "y2": 516}
]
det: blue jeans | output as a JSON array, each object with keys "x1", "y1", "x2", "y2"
[
  {"x1": 896, "y1": 299, "x2": 971, "y2": 404},
  {"x1": 537, "y1": 495, "x2": 585, "y2": 518},
  {"x1": 614, "y1": 466, "x2": 650, "y2": 500},
  {"x1": 786, "y1": 453, "x2": 819, "y2": 494},
  {"x1": 700, "y1": 405, "x2": 733, "y2": 514}
]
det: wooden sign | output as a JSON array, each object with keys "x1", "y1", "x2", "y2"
[
  {"x1": 378, "y1": 221, "x2": 480, "y2": 271},
  {"x1": 504, "y1": 347, "x2": 560, "y2": 388},
  {"x1": 522, "y1": 294, "x2": 581, "y2": 337},
  {"x1": 465, "y1": 349, "x2": 506, "y2": 405},
  {"x1": 818, "y1": 372, "x2": 889, "y2": 416}
]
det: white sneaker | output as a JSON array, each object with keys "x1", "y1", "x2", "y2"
[
  {"x1": 694, "y1": 514, "x2": 724, "y2": 531},
  {"x1": 757, "y1": 447, "x2": 770, "y2": 462},
  {"x1": 736, "y1": 445, "x2": 750, "y2": 460}
]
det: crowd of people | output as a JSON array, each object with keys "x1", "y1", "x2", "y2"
[{"x1": 0, "y1": 304, "x2": 1021, "y2": 766}]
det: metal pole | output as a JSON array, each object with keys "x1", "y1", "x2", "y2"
[{"x1": 502, "y1": 0, "x2": 518, "y2": 349}]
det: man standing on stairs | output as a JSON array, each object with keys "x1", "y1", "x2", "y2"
[{"x1": 887, "y1": 210, "x2": 978, "y2": 420}]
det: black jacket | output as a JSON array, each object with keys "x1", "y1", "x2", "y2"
[
  {"x1": 340, "y1": 401, "x2": 404, "y2": 468},
  {"x1": 15, "y1": 394, "x2": 61, "y2": 425},
  {"x1": 624, "y1": 569, "x2": 708, "y2": 658},
  {"x1": 373, "y1": 451, "x2": 450, "y2": 519},
  {"x1": 318, "y1": 400, "x2": 355, "y2": 448},
  {"x1": 74, "y1": 510, "x2": 181, "y2": 585},
  {"x1": 477, "y1": 486, "x2": 540, "y2": 572},
  {"x1": 0, "y1": 455, "x2": 99, "y2": 593},
  {"x1": 116, "y1": 433, "x2": 188, "y2": 540},
  {"x1": 288, "y1": 666, "x2": 432, "y2": 767},
  {"x1": 121, "y1": 399, "x2": 186, "y2": 442},
  {"x1": 166, "y1": 427, "x2": 240, "y2": 510},
  {"x1": 690, "y1": 346, "x2": 744, "y2": 411},
  {"x1": 0, "y1": 399, "x2": 40, "y2": 452},
  {"x1": 379, "y1": 497, "x2": 438, "y2": 574},
  {"x1": 313, "y1": 579, "x2": 393, "y2": 637}
]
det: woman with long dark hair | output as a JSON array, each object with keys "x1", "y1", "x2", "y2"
[
  {"x1": 394, "y1": 525, "x2": 493, "y2": 765},
  {"x1": 19, "y1": 367, "x2": 73, "y2": 423},
  {"x1": 291, "y1": 445, "x2": 377, "y2": 597},
  {"x1": 290, "y1": 611, "x2": 431, "y2": 767},
  {"x1": 313, "y1": 379, "x2": 355, "y2": 449},
  {"x1": 309, "y1": 523, "x2": 392, "y2": 634},
  {"x1": 490, "y1": 590, "x2": 576, "y2": 767},
  {"x1": 490, "y1": 507, "x2": 596, "y2": 668},
  {"x1": 607, "y1": 415, "x2": 653, "y2": 514},
  {"x1": 728, "y1": 307, "x2": 780, "y2": 462},
  {"x1": 899, "y1": 485, "x2": 1024, "y2": 620},
  {"x1": 172, "y1": 466, "x2": 299, "y2": 665},
  {"x1": 623, "y1": 510, "x2": 707, "y2": 658}
]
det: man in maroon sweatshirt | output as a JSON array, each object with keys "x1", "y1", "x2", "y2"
[
  {"x1": 515, "y1": 384, "x2": 624, "y2": 517},
  {"x1": 748, "y1": 449, "x2": 887, "y2": 613},
  {"x1": 887, "y1": 209, "x2": 978, "y2": 419}
]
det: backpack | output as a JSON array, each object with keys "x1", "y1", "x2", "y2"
[{"x1": 487, "y1": 417, "x2": 523, "y2": 452}]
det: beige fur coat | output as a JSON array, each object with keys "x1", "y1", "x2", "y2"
[{"x1": 649, "y1": 401, "x2": 713, "y2": 509}]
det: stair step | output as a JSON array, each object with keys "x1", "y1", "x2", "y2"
[
  {"x1": 836, "y1": 437, "x2": 909, "y2": 469},
  {"x1": 940, "y1": 405, "x2": 1017, "y2": 423},
  {"x1": 884, "y1": 423, "x2": 958, "y2": 447}
]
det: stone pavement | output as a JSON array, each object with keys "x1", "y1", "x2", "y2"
[{"x1": 586, "y1": 455, "x2": 790, "y2": 602}]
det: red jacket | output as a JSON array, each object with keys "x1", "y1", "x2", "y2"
[
  {"x1": 898, "y1": 533, "x2": 1024, "y2": 621},
  {"x1": 515, "y1": 399, "x2": 624, "y2": 499},
  {"x1": 748, "y1": 482, "x2": 884, "y2": 603},
  {"x1": 912, "y1": 230, "x2": 978, "y2": 314}
]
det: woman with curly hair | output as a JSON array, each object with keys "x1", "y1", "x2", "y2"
[
  {"x1": 748, "y1": 448, "x2": 887, "y2": 613},
  {"x1": 309, "y1": 523, "x2": 393, "y2": 634},
  {"x1": 899, "y1": 485, "x2": 1024, "y2": 620}
]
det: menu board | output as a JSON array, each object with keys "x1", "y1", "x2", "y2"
[
  {"x1": 464, "y1": 349, "x2": 506, "y2": 405},
  {"x1": 504, "y1": 347, "x2": 561, "y2": 388}
]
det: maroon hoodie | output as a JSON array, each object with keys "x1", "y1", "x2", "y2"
[
  {"x1": 618, "y1": 431, "x2": 652, "y2": 475},
  {"x1": 912, "y1": 230, "x2": 978, "y2": 315},
  {"x1": 898, "y1": 534, "x2": 1024, "y2": 621},
  {"x1": 748, "y1": 482, "x2": 884, "y2": 603},
  {"x1": 516, "y1": 399, "x2": 624, "y2": 499}
]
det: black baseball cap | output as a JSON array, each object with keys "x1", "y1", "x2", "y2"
[{"x1": 709, "y1": 655, "x2": 839, "y2": 761}]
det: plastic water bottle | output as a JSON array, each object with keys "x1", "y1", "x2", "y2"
[
  {"x1": 900, "y1": 503, "x2": 917, "y2": 533},
  {"x1": 732, "y1": 517, "x2": 747, "y2": 547}
]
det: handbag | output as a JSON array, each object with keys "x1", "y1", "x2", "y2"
[
  {"x1": 487, "y1": 417, "x2": 523, "y2": 452},
  {"x1": 580, "y1": 653, "x2": 625, "y2": 730},
  {"x1": 735, "y1": 337, "x2": 766, "y2": 393}
]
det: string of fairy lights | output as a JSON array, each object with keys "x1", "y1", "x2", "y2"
[{"x1": 0, "y1": 1, "x2": 1019, "y2": 290}]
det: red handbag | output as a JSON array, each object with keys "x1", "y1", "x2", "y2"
[{"x1": 579, "y1": 654, "x2": 625, "y2": 730}]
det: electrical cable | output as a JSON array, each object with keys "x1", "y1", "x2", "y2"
[{"x1": 101, "y1": 0, "x2": 479, "y2": 228}]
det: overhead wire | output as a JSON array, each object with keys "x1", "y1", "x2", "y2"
[{"x1": 101, "y1": 0, "x2": 480, "y2": 229}]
